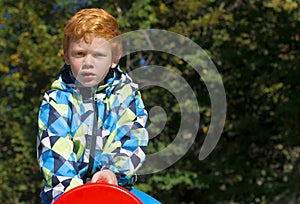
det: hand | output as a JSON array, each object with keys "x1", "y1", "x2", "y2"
[{"x1": 91, "y1": 169, "x2": 118, "y2": 185}]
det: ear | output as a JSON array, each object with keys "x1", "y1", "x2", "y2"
[
  {"x1": 110, "y1": 57, "x2": 120, "y2": 69},
  {"x1": 64, "y1": 52, "x2": 70, "y2": 65}
]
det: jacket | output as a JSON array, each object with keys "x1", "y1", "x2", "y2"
[{"x1": 37, "y1": 65, "x2": 148, "y2": 203}]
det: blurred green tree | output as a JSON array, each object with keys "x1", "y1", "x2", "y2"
[{"x1": 0, "y1": 0, "x2": 299, "y2": 203}]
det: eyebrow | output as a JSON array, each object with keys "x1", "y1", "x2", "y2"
[{"x1": 70, "y1": 47, "x2": 85, "y2": 52}]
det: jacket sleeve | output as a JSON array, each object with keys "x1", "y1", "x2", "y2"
[
  {"x1": 101, "y1": 89, "x2": 149, "y2": 186},
  {"x1": 37, "y1": 90, "x2": 83, "y2": 203}
]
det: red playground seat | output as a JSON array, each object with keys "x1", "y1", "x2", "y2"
[{"x1": 54, "y1": 182, "x2": 142, "y2": 204}]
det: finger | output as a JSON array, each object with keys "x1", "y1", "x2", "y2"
[
  {"x1": 91, "y1": 172, "x2": 103, "y2": 183},
  {"x1": 96, "y1": 178, "x2": 108, "y2": 183},
  {"x1": 106, "y1": 177, "x2": 117, "y2": 185}
]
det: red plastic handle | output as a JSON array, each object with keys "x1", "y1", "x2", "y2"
[{"x1": 55, "y1": 182, "x2": 142, "y2": 204}]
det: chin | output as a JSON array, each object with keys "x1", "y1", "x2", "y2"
[
  {"x1": 83, "y1": 83, "x2": 98, "y2": 87},
  {"x1": 76, "y1": 81, "x2": 97, "y2": 87}
]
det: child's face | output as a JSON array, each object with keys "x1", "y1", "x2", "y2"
[{"x1": 65, "y1": 37, "x2": 118, "y2": 87}]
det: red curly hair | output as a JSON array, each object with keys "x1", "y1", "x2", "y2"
[{"x1": 63, "y1": 8, "x2": 122, "y2": 62}]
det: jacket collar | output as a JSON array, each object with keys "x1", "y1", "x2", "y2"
[{"x1": 52, "y1": 64, "x2": 124, "y2": 98}]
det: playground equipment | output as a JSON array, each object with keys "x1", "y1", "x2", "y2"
[{"x1": 55, "y1": 181, "x2": 142, "y2": 204}]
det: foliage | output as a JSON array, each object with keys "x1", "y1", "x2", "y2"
[{"x1": 0, "y1": 0, "x2": 299, "y2": 203}]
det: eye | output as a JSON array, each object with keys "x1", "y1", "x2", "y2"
[
  {"x1": 76, "y1": 52, "x2": 84, "y2": 57},
  {"x1": 71, "y1": 50, "x2": 85, "y2": 58},
  {"x1": 94, "y1": 52, "x2": 106, "y2": 57}
]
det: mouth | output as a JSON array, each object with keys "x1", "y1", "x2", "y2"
[
  {"x1": 78, "y1": 72, "x2": 97, "y2": 84},
  {"x1": 80, "y1": 71, "x2": 96, "y2": 78}
]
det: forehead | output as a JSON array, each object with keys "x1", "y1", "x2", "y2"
[{"x1": 69, "y1": 37, "x2": 111, "y2": 51}]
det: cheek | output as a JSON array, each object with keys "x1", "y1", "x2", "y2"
[
  {"x1": 96, "y1": 58, "x2": 112, "y2": 68},
  {"x1": 70, "y1": 60, "x2": 82, "y2": 77}
]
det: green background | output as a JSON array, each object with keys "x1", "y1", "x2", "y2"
[{"x1": 0, "y1": 0, "x2": 299, "y2": 203}]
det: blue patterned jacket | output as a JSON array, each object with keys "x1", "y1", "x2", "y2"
[{"x1": 37, "y1": 65, "x2": 148, "y2": 203}]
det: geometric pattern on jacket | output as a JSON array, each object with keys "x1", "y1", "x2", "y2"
[{"x1": 37, "y1": 64, "x2": 149, "y2": 204}]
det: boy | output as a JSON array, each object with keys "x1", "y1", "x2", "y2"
[{"x1": 37, "y1": 8, "x2": 159, "y2": 203}]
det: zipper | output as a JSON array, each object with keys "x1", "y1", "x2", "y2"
[{"x1": 83, "y1": 93, "x2": 98, "y2": 182}]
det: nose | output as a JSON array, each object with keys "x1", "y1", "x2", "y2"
[{"x1": 82, "y1": 55, "x2": 93, "y2": 69}]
